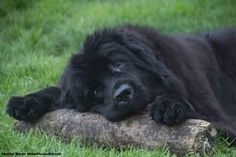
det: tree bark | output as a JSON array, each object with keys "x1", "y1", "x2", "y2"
[{"x1": 14, "y1": 109, "x2": 217, "y2": 154}]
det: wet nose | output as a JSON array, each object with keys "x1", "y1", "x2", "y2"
[{"x1": 113, "y1": 84, "x2": 133, "y2": 103}]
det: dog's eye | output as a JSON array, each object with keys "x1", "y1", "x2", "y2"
[
  {"x1": 92, "y1": 89, "x2": 104, "y2": 103},
  {"x1": 93, "y1": 90, "x2": 98, "y2": 96},
  {"x1": 110, "y1": 60, "x2": 125, "y2": 72},
  {"x1": 112, "y1": 60, "x2": 123, "y2": 67},
  {"x1": 89, "y1": 89, "x2": 99, "y2": 97}
]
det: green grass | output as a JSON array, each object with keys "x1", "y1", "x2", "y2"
[{"x1": 0, "y1": 0, "x2": 236, "y2": 156}]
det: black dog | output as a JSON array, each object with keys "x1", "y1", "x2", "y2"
[{"x1": 6, "y1": 25, "x2": 236, "y2": 135}]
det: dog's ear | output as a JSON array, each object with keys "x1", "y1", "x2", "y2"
[
  {"x1": 60, "y1": 69, "x2": 88, "y2": 111},
  {"x1": 59, "y1": 65, "x2": 75, "y2": 109},
  {"x1": 59, "y1": 60, "x2": 93, "y2": 112},
  {"x1": 112, "y1": 30, "x2": 188, "y2": 97},
  {"x1": 113, "y1": 30, "x2": 157, "y2": 65},
  {"x1": 112, "y1": 30, "x2": 169, "y2": 76}
]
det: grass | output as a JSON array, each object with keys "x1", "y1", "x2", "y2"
[{"x1": 0, "y1": 0, "x2": 236, "y2": 156}]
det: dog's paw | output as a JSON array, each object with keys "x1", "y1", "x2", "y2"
[
  {"x1": 149, "y1": 96, "x2": 191, "y2": 126},
  {"x1": 6, "y1": 95, "x2": 46, "y2": 122}
]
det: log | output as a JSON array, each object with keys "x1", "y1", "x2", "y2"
[{"x1": 14, "y1": 109, "x2": 217, "y2": 154}]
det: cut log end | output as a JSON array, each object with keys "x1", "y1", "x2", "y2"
[{"x1": 14, "y1": 109, "x2": 217, "y2": 154}]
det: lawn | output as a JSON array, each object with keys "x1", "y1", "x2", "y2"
[{"x1": 0, "y1": 0, "x2": 236, "y2": 156}]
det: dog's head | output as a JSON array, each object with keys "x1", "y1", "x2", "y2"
[{"x1": 60, "y1": 26, "x2": 186, "y2": 121}]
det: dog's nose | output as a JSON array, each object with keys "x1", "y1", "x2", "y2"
[{"x1": 113, "y1": 84, "x2": 133, "y2": 103}]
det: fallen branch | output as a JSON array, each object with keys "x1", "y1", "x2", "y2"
[{"x1": 14, "y1": 109, "x2": 217, "y2": 154}]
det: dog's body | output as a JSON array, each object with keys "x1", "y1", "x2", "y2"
[{"x1": 6, "y1": 25, "x2": 236, "y2": 135}]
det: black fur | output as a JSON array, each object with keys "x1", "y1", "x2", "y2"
[{"x1": 6, "y1": 25, "x2": 236, "y2": 135}]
